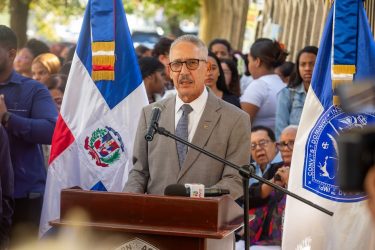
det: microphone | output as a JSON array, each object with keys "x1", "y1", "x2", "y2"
[
  {"x1": 164, "y1": 184, "x2": 230, "y2": 197},
  {"x1": 145, "y1": 105, "x2": 162, "y2": 141}
]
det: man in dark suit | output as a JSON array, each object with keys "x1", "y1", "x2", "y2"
[
  {"x1": 0, "y1": 25, "x2": 57, "y2": 239},
  {"x1": 124, "y1": 35, "x2": 250, "y2": 200}
]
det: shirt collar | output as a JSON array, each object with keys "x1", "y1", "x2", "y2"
[
  {"x1": 0, "y1": 70, "x2": 23, "y2": 86},
  {"x1": 295, "y1": 83, "x2": 306, "y2": 93},
  {"x1": 175, "y1": 87, "x2": 208, "y2": 114},
  {"x1": 255, "y1": 151, "x2": 283, "y2": 174}
]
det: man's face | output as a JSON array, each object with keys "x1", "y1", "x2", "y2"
[
  {"x1": 169, "y1": 41, "x2": 209, "y2": 103},
  {"x1": 278, "y1": 128, "x2": 297, "y2": 166},
  {"x1": 211, "y1": 43, "x2": 230, "y2": 59},
  {"x1": 250, "y1": 130, "x2": 277, "y2": 169},
  {"x1": 0, "y1": 45, "x2": 16, "y2": 75}
]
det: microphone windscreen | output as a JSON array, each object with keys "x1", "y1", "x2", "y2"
[{"x1": 164, "y1": 184, "x2": 189, "y2": 196}]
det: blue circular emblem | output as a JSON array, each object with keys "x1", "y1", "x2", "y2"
[{"x1": 303, "y1": 106, "x2": 375, "y2": 202}]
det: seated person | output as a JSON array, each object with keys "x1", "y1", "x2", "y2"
[
  {"x1": 248, "y1": 126, "x2": 283, "y2": 208},
  {"x1": 238, "y1": 125, "x2": 296, "y2": 248}
]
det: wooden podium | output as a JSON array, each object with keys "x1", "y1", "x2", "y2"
[{"x1": 51, "y1": 188, "x2": 244, "y2": 250}]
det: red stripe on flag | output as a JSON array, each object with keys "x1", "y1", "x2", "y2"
[
  {"x1": 92, "y1": 65, "x2": 114, "y2": 71},
  {"x1": 49, "y1": 114, "x2": 75, "y2": 165}
]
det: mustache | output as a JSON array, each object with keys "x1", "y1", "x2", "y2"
[{"x1": 178, "y1": 75, "x2": 193, "y2": 84}]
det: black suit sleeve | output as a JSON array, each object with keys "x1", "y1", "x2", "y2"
[
  {"x1": 0, "y1": 125, "x2": 14, "y2": 249},
  {"x1": 248, "y1": 162, "x2": 284, "y2": 208}
]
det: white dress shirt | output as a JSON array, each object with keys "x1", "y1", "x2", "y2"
[{"x1": 175, "y1": 88, "x2": 208, "y2": 142}]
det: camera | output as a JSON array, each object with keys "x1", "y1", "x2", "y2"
[
  {"x1": 338, "y1": 127, "x2": 375, "y2": 191},
  {"x1": 336, "y1": 81, "x2": 375, "y2": 192}
]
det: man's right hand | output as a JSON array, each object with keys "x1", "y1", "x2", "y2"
[{"x1": 275, "y1": 166, "x2": 290, "y2": 187}]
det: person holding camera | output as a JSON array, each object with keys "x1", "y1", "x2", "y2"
[{"x1": 237, "y1": 125, "x2": 297, "y2": 249}]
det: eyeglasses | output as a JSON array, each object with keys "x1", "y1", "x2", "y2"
[
  {"x1": 251, "y1": 140, "x2": 270, "y2": 150},
  {"x1": 169, "y1": 59, "x2": 206, "y2": 72},
  {"x1": 276, "y1": 140, "x2": 295, "y2": 150}
]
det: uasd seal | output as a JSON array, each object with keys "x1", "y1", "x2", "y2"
[
  {"x1": 114, "y1": 238, "x2": 159, "y2": 250},
  {"x1": 84, "y1": 126, "x2": 125, "y2": 167},
  {"x1": 303, "y1": 106, "x2": 375, "y2": 202}
]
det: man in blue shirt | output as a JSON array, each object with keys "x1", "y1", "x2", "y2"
[
  {"x1": 249, "y1": 125, "x2": 283, "y2": 207},
  {"x1": 0, "y1": 25, "x2": 57, "y2": 237},
  {"x1": 0, "y1": 124, "x2": 13, "y2": 249}
]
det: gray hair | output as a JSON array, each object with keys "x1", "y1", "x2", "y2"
[
  {"x1": 282, "y1": 125, "x2": 298, "y2": 133},
  {"x1": 170, "y1": 35, "x2": 208, "y2": 59}
]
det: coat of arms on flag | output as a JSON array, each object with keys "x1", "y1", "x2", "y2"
[
  {"x1": 84, "y1": 126, "x2": 125, "y2": 167},
  {"x1": 39, "y1": 0, "x2": 149, "y2": 237}
]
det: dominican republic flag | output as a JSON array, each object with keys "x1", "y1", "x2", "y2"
[
  {"x1": 39, "y1": 0, "x2": 148, "y2": 236},
  {"x1": 282, "y1": 1, "x2": 375, "y2": 249}
]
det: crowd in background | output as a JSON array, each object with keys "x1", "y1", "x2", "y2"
[{"x1": 0, "y1": 22, "x2": 319, "y2": 249}]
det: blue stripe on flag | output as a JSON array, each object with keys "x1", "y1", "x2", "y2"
[
  {"x1": 91, "y1": 0, "x2": 114, "y2": 41},
  {"x1": 310, "y1": 6, "x2": 334, "y2": 109},
  {"x1": 311, "y1": 0, "x2": 375, "y2": 109},
  {"x1": 333, "y1": 0, "x2": 358, "y2": 66},
  {"x1": 90, "y1": 181, "x2": 108, "y2": 191},
  {"x1": 354, "y1": 4, "x2": 375, "y2": 81},
  {"x1": 76, "y1": 0, "x2": 143, "y2": 109}
]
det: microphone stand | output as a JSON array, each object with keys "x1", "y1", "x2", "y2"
[{"x1": 153, "y1": 123, "x2": 333, "y2": 250}]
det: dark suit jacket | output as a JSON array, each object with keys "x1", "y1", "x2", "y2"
[
  {"x1": 0, "y1": 125, "x2": 14, "y2": 248},
  {"x1": 124, "y1": 92, "x2": 251, "y2": 199},
  {"x1": 248, "y1": 161, "x2": 284, "y2": 208}
]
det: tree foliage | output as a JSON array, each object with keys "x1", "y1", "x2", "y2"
[
  {"x1": 133, "y1": 0, "x2": 200, "y2": 36},
  {"x1": 145, "y1": 0, "x2": 200, "y2": 18},
  {"x1": 5, "y1": 0, "x2": 201, "y2": 43}
]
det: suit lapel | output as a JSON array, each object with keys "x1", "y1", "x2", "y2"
[{"x1": 177, "y1": 92, "x2": 221, "y2": 181}]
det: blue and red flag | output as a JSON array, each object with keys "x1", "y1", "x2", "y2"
[{"x1": 39, "y1": 0, "x2": 148, "y2": 236}]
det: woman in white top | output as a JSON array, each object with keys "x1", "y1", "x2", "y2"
[{"x1": 240, "y1": 38, "x2": 288, "y2": 130}]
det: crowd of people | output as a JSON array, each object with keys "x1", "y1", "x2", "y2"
[{"x1": 0, "y1": 21, "x2": 321, "y2": 249}]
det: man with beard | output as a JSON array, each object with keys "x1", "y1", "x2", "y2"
[
  {"x1": 0, "y1": 25, "x2": 57, "y2": 239},
  {"x1": 124, "y1": 35, "x2": 250, "y2": 200}
]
